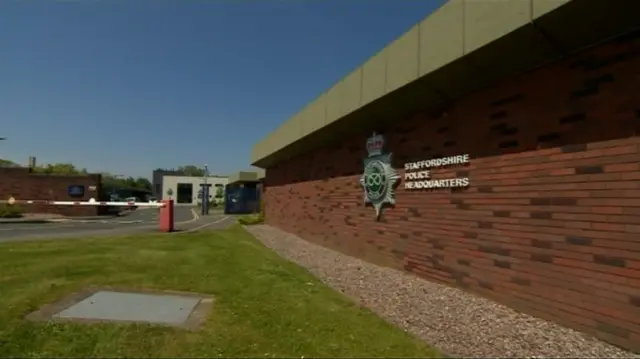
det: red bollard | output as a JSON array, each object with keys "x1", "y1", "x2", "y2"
[{"x1": 159, "y1": 199, "x2": 174, "y2": 233}]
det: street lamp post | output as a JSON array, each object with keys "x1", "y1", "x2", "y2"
[{"x1": 201, "y1": 164, "x2": 210, "y2": 216}]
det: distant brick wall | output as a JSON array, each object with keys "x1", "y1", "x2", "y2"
[
  {"x1": 0, "y1": 168, "x2": 102, "y2": 217},
  {"x1": 263, "y1": 33, "x2": 640, "y2": 351}
]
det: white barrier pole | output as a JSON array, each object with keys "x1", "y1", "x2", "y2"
[
  {"x1": 2, "y1": 197, "x2": 165, "y2": 208},
  {"x1": 3, "y1": 197, "x2": 172, "y2": 231}
]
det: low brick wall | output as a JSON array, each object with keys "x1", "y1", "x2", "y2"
[{"x1": 0, "y1": 168, "x2": 103, "y2": 217}]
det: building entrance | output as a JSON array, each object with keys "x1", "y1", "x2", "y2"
[{"x1": 176, "y1": 183, "x2": 193, "y2": 204}]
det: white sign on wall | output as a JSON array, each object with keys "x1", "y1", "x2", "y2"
[{"x1": 404, "y1": 154, "x2": 470, "y2": 189}]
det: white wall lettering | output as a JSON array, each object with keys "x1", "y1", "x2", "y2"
[{"x1": 403, "y1": 154, "x2": 470, "y2": 190}]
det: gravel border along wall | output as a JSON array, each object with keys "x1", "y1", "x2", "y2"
[{"x1": 244, "y1": 225, "x2": 639, "y2": 358}]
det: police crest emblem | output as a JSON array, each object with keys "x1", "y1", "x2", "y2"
[{"x1": 359, "y1": 132, "x2": 400, "y2": 220}]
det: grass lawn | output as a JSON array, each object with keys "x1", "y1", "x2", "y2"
[{"x1": 0, "y1": 225, "x2": 440, "y2": 358}]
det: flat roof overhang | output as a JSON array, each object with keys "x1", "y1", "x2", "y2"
[
  {"x1": 251, "y1": 0, "x2": 640, "y2": 169},
  {"x1": 228, "y1": 170, "x2": 265, "y2": 185}
]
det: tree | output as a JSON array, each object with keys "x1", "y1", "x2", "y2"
[
  {"x1": 155, "y1": 165, "x2": 210, "y2": 177},
  {"x1": 124, "y1": 176, "x2": 137, "y2": 188},
  {"x1": 3, "y1": 158, "x2": 152, "y2": 194},
  {"x1": 134, "y1": 177, "x2": 152, "y2": 191},
  {"x1": 32, "y1": 163, "x2": 82, "y2": 174},
  {"x1": 215, "y1": 186, "x2": 224, "y2": 199},
  {"x1": 0, "y1": 159, "x2": 17, "y2": 167},
  {"x1": 102, "y1": 173, "x2": 152, "y2": 191},
  {"x1": 102, "y1": 174, "x2": 124, "y2": 189},
  {"x1": 177, "y1": 165, "x2": 206, "y2": 177}
]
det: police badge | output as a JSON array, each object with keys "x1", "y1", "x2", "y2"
[{"x1": 359, "y1": 132, "x2": 400, "y2": 220}]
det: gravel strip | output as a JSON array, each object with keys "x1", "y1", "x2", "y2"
[{"x1": 244, "y1": 224, "x2": 639, "y2": 358}]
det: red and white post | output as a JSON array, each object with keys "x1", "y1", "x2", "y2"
[{"x1": 158, "y1": 199, "x2": 174, "y2": 232}]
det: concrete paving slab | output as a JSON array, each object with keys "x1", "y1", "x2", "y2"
[
  {"x1": 54, "y1": 291, "x2": 200, "y2": 325},
  {"x1": 26, "y1": 288, "x2": 214, "y2": 330}
]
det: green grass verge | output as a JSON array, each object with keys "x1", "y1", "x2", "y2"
[
  {"x1": 0, "y1": 225, "x2": 440, "y2": 358},
  {"x1": 0, "y1": 204, "x2": 24, "y2": 218}
]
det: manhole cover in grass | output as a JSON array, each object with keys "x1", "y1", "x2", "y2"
[{"x1": 26, "y1": 288, "x2": 213, "y2": 330}]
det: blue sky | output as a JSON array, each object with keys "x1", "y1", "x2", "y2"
[{"x1": 0, "y1": 0, "x2": 444, "y2": 178}]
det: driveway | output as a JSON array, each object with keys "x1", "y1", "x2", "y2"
[{"x1": 0, "y1": 207, "x2": 234, "y2": 242}]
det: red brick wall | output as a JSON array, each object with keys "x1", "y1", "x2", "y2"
[
  {"x1": 263, "y1": 33, "x2": 640, "y2": 351},
  {"x1": 0, "y1": 168, "x2": 102, "y2": 216}
]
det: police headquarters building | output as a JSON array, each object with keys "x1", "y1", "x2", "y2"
[{"x1": 251, "y1": 1, "x2": 640, "y2": 352}]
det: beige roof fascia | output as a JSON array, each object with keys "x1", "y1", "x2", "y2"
[{"x1": 251, "y1": 0, "x2": 640, "y2": 168}]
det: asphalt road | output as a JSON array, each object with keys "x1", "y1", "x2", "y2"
[{"x1": 0, "y1": 207, "x2": 233, "y2": 242}]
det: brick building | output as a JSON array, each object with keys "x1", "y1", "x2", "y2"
[
  {"x1": 0, "y1": 167, "x2": 102, "y2": 217},
  {"x1": 250, "y1": 0, "x2": 640, "y2": 352}
]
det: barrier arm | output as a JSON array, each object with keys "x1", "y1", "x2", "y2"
[{"x1": 2, "y1": 197, "x2": 175, "y2": 233}]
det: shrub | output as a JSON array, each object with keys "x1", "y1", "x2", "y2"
[
  {"x1": 0, "y1": 204, "x2": 25, "y2": 218},
  {"x1": 237, "y1": 213, "x2": 264, "y2": 225}
]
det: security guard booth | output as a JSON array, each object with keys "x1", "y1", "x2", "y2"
[{"x1": 224, "y1": 171, "x2": 264, "y2": 215}]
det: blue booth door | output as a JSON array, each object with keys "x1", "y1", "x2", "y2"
[{"x1": 225, "y1": 187, "x2": 260, "y2": 215}]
